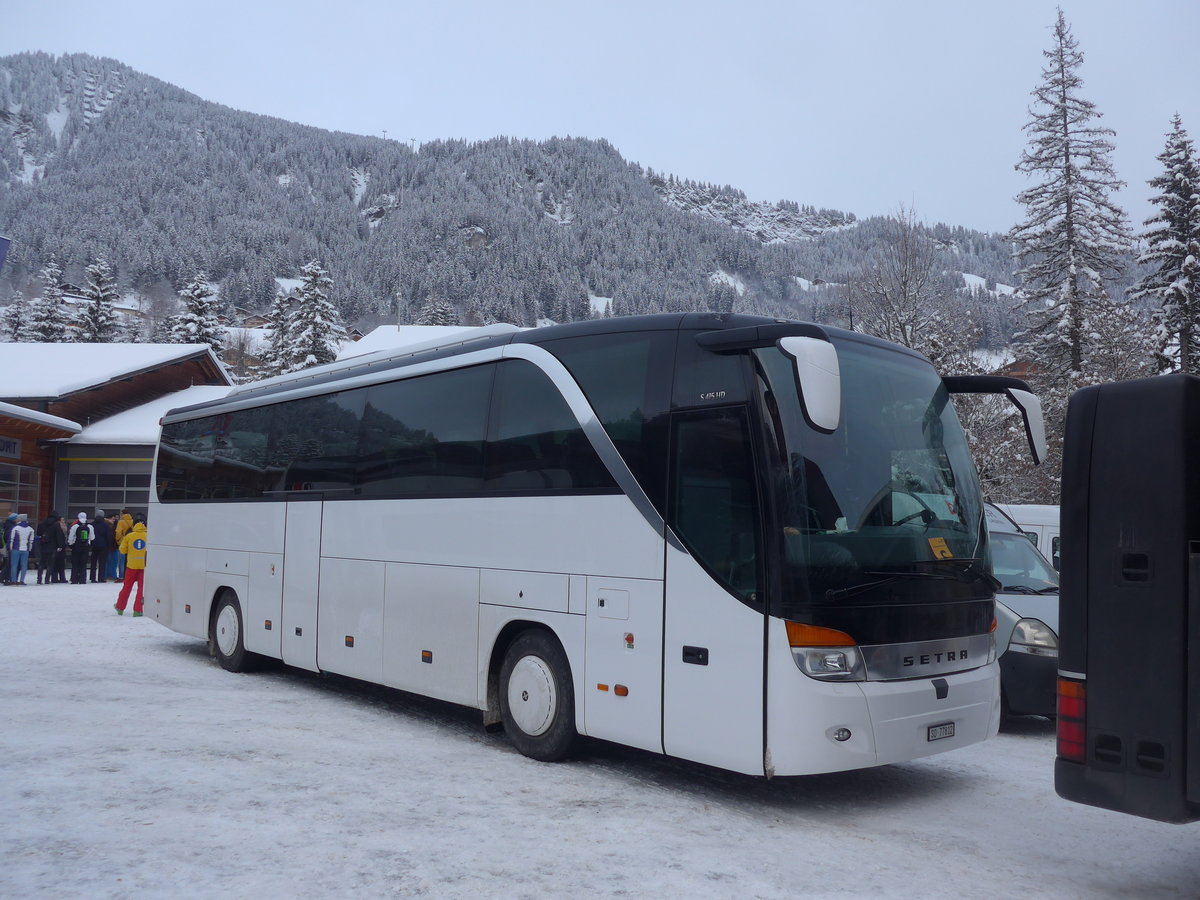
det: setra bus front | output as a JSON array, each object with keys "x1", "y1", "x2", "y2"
[{"x1": 731, "y1": 327, "x2": 1046, "y2": 774}]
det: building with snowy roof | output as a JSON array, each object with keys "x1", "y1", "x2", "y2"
[{"x1": 0, "y1": 343, "x2": 232, "y2": 522}]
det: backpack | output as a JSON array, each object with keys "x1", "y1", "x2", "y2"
[{"x1": 77, "y1": 524, "x2": 90, "y2": 541}]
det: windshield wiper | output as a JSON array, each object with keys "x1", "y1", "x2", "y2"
[{"x1": 826, "y1": 559, "x2": 998, "y2": 602}]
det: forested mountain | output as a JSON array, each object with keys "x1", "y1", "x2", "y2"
[{"x1": 1, "y1": 51, "x2": 1021, "y2": 339}]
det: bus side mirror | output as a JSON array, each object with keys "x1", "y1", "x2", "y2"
[
  {"x1": 1005, "y1": 387, "x2": 1047, "y2": 466},
  {"x1": 943, "y1": 375, "x2": 1047, "y2": 466},
  {"x1": 778, "y1": 336, "x2": 840, "y2": 433}
]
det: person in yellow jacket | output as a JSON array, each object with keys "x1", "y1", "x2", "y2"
[
  {"x1": 114, "y1": 517, "x2": 147, "y2": 616},
  {"x1": 112, "y1": 509, "x2": 134, "y2": 582}
]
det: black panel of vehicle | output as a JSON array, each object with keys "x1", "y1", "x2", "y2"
[{"x1": 1055, "y1": 374, "x2": 1200, "y2": 823}]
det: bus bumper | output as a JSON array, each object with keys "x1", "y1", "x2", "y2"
[{"x1": 766, "y1": 658, "x2": 1000, "y2": 776}]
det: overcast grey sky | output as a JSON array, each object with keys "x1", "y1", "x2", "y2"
[{"x1": 3, "y1": 0, "x2": 1198, "y2": 234}]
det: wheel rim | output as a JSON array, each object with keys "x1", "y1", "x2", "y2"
[
  {"x1": 507, "y1": 655, "x2": 556, "y2": 736},
  {"x1": 215, "y1": 604, "x2": 240, "y2": 657}
]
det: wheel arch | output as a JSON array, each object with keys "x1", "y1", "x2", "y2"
[
  {"x1": 484, "y1": 618, "x2": 578, "y2": 730},
  {"x1": 206, "y1": 583, "x2": 241, "y2": 649}
]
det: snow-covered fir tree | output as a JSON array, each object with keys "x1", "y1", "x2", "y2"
[
  {"x1": 24, "y1": 258, "x2": 73, "y2": 342},
  {"x1": 259, "y1": 291, "x2": 297, "y2": 378},
  {"x1": 1130, "y1": 115, "x2": 1200, "y2": 373},
  {"x1": 77, "y1": 258, "x2": 120, "y2": 343},
  {"x1": 571, "y1": 288, "x2": 593, "y2": 323},
  {"x1": 170, "y1": 272, "x2": 224, "y2": 353},
  {"x1": 149, "y1": 315, "x2": 176, "y2": 343},
  {"x1": 2, "y1": 291, "x2": 28, "y2": 340},
  {"x1": 287, "y1": 260, "x2": 347, "y2": 371},
  {"x1": 462, "y1": 297, "x2": 493, "y2": 327},
  {"x1": 1007, "y1": 9, "x2": 1134, "y2": 386},
  {"x1": 415, "y1": 297, "x2": 460, "y2": 326}
]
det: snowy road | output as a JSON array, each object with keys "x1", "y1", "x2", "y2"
[{"x1": 2, "y1": 583, "x2": 1195, "y2": 898}]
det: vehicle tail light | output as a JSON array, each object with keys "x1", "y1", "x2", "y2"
[{"x1": 1057, "y1": 677, "x2": 1086, "y2": 762}]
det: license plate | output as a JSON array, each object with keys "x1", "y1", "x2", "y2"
[{"x1": 927, "y1": 722, "x2": 955, "y2": 742}]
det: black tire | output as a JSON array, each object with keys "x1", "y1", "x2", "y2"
[
  {"x1": 499, "y1": 630, "x2": 578, "y2": 761},
  {"x1": 210, "y1": 591, "x2": 256, "y2": 673}
]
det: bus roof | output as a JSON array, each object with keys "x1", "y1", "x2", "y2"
[{"x1": 161, "y1": 313, "x2": 928, "y2": 423}]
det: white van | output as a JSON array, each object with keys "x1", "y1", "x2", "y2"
[
  {"x1": 985, "y1": 502, "x2": 1060, "y2": 718},
  {"x1": 995, "y1": 503, "x2": 1060, "y2": 570}
]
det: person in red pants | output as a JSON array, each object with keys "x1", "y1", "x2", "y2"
[{"x1": 114, "y1": 516, "x2": 148, "y2": 616}]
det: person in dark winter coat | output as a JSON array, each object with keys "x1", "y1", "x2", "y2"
[
  {"x1": 89, "y1": 509, "x2": 114, "y2": 583},
  {"x1": 67, "y1": 512, "x2": 93, "y2": 584},
  {"x1": 53, "y1": 517, "x2": 68, "y2": 582},
  {"x1": 37, "y1": 512, "x2": 67, "y2": 584},
  {"x1": 1, "y1": 513, "x2": 16, "y2": 585}
]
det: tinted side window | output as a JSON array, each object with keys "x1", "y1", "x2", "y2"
[
  {"x1": 487, "y1": 360, "x2": 615, "y2": 493},
  {"x1": 158, "y1": 416, "x2": 219, "y2": 500},
  {"x1": 158, "y1": 405, "x2": 279, "y2": 501},
  {"x1": 358, "y1": 365, "x2": 492, "y2": 496},
  {"x1": 271, "y1": 392, "x2": 365, "y2": 493},
  {"x1": 158, "y1": 394, "x2": 369, "y2": 501},
  {"x1": 214, "y1": 406, "x2": 277, "y2": 498},
  {"x1": 543, "y1": 331, "x2": 672, "y2": 507}
]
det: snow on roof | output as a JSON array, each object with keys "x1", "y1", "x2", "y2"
[
  {"x1": 67, "y1": 385, "x2": 234, "y2": 445},
  {"x1": 0, "y1": 400, "x2": 81, "y2": 433},
  {"x1": 0, "y1": 343, "x2": 227, "y2": 399},
  {"x1": 335, "y1": 325, "x2": 483, "y2": 360},
  {"x1": 972, "y1": 348, "x2": 1016, "y2": 372},
  {"x1": 217, "y1": 324, "x2": 522, "y2": 402}
]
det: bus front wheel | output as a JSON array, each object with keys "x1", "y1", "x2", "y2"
[
  {"x1": 499, "y1": 631, "x2": 577, "y2": 761},
  {"x1": 210, "y1": 591, "x2": 255, "y2": 673}
]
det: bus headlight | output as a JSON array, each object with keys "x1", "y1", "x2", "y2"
[
  {"x1": 784, "y1": 621, "x2": 867, "y2": 681},
  {"x1": 791, "y1": 645, "x2": 867, "y2": 681},
  {"x1": 1010, "y1": 618, "x2": 1058, "y2": 657}
]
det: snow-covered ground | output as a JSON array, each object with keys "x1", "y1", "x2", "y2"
[{"x1": 1, "y1": 583, "x2": 1194, "y2": 898}]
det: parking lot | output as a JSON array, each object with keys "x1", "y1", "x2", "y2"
[{"x1": 1, "y1": 583, "x2": 1195, "y2": 899}]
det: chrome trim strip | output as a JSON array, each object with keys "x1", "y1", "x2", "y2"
[
  {"x1": 860, "y1": 633, "x2": 993, "y2": 681},
  {"x1": 502, "y1": 344, "x2": 667, "y2": 542},
  {"x1": 1057, "y1": 669, "x2": 1086, "y2": 680}
]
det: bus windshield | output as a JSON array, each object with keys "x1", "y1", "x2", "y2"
[{"x1": 754, "y1": 338, "x2": 990, "y2": 623}]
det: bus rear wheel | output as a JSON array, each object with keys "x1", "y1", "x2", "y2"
[
  {"x1": 499, "y1": 631, "x2": 577, "y2": 761},
  {"x1": 210, "y1": 591, "x2": 256, "y2": 673}
]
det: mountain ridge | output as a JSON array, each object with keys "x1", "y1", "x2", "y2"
[{"x1": 0, "y1": 51, "x2": 1018, "y2": 340}]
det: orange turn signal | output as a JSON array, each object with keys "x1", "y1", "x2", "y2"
[{"x1": 785, "y1": 621, "x2": 856, "y2": 647}]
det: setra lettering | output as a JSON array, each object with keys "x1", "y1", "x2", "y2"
[{"x1": 903, "y1": 649, "x2": 968, "y2": 667}]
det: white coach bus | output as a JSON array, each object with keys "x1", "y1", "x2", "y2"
[{"x1": 147, "y1": 313, "x2": 1045, "y2": 776}]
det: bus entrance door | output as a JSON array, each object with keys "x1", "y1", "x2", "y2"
[{"x1": 280, "y1": 499, "x2": 323, "y2": 672}]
